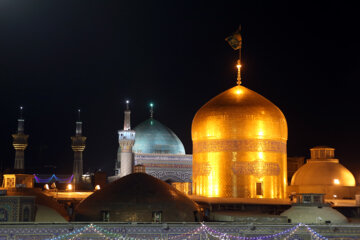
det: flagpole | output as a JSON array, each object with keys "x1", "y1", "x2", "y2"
[{"x1": 236, "y1": 46, "x2": 242, "y2": 85}]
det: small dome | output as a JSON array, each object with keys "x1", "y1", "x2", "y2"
[
  {"x1": 291, "y1": 146, "x2": 355, "y2": 186},
  {"x1": 133, "y1": 118, "x2": 185, "y2": 154},
  {"x1": 75, "y1": 173, "x2": 200, "y2": 222},
  {"x1": 35, "y1": 204, "x2": 67, "y2": 222},
  {"x1": 291, "y1": 160, "x2": 356, "y2": 186},
  {"x1": 281, "y1": 206, "x2": 348, "y2": 224},
  {"x1": 5, "y1": 188, "x2": 69, "y2": 221}
]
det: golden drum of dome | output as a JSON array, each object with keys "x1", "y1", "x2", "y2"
[{"x1": 192, "y1": 86, "x2": 288, "y2": 199}]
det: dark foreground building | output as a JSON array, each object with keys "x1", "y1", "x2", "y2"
[{"x1": 75, "y1": 173, "x2": 200, "y2": 222}]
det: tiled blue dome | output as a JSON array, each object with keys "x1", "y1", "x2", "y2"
[{"x1": 133, "y1": 118, "x2": 185, "y2": 154}]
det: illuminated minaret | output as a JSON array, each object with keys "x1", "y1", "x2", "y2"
[
  {"x1": 12, "y1": 106, "x2": 29, "y2": 170},
  {"x1": 71, "y1": 109, "x2": 86, "y2": 184},
  {"x1": 116, "y1": 100, "x2": 136, "y2": 177}
]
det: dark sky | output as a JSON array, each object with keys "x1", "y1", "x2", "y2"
[{"x1": 0, "y1": 1, "x2": 359, "y2": 179}]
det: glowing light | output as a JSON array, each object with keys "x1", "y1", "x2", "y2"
[
  {"x1": 150, "y1": 103, "x2": 154, "y2": 107},
  {"x1": 126, "y1": 100, "x2": 129, "y2": 104},
  {"x1": 192, "y1": 86, "x2": 288, "y2": 199},
  {"x1": 333, "y1": 194, "x2": 337, "y2": 198},
  {"x1": 234, "y1": 88, "x2": 243, "y2": 95},
  {"x1": 34, "y1": 174, "x2": 74, "y2": 184},
  {"x1": 66, "y1": 184, "x2": 73, "y2": 191},
  {"x1": 236, "y1": 64, "x2": 242, "y2": 69},
  {"x1": 333, "y1": 179, "x2": 340, "y2": 185},
  {"x1": 95, "y1": 185, "x2": 101, "y2": 190},
  {"x1": 44, "y1": 184, "x2": 49, "y2": 190}
]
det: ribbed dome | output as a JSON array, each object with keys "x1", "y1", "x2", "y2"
[
  {"x1": 75, "y1": 173, "x2": 200, "y2": 222},
  {"x1": 133, "y1": 118, "x2": 185, "y2": 154},
  {"x1": 291, "y1": 160, "x2": 355, "y2": 186},
  {"x1": 192, "y1": 85, "x2": 288, "y2": 198}
]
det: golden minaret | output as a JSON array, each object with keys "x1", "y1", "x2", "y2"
[
  {"x1": 191, "y1": 27, "x2": 288, "y2": 199},
  {"x1": 12, "y1": 106, "x2": 29, "y2": 170}
]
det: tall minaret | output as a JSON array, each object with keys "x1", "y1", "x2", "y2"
[
  {"x1": 12, "y1": 106, "x2": 29, "y2": 170},
  {"x1": 71, "y1": 109, "x2": 86, "y2": 184},
  {"x1": 116, "y1": 100, "x2": 136, "y2": 177}
]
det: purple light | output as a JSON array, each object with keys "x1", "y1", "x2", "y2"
[{"x1": 34, "y1": 174, "x2": 74, "y2": 184}]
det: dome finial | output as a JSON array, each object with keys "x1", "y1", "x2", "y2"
[
  {"x1": 19, "y1": 106, "x2": 23, "y2": 119},
  {"x1": 225, "y1": 25, "x2": 243, "y2": 85},
  {"x1": 76, "y1": 109, "x2": 82, "y2": 135},
  {"x1": 77, "y1": 109, "x2": 81, "y2": 122},
  {"x1": 149, "y1": 102, "x2": 154, "y2": 118}
]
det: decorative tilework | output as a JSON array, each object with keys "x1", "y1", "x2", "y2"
[
  {"x1": 194, "y1": 139, "x2": 286, "y2": 154},
  {"x1": 135, "y1": 153, "x2": 192, "y2": 182},
  {"x1": 232, "y1": 161, "x2": 280, "y2": 176}
]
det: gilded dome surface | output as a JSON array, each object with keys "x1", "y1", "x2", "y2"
[
  {"x1": 291, "y1": 147, "x2": 355, "y2": 186},
  {"x1": 192, "y1": 85, "x2": 287, "y2": 141},
  {"x1": 192, "y1": 85, "x2": 288, "y2": 199},
  {"x1": 75, "y1": 173, "x2": 200, "y2": 222},
  {"x1": 133, "y1": 118, "x2": 185, "y2": 154},
  {"x1": 291, "y1": 160, "x2": 355, "y2": 186}
]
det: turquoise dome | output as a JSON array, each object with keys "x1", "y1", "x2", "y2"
[{"x1": 133, "y1": 118, "x2": 185, "y2": 154}]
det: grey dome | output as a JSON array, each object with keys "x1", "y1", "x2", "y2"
[{"x1": 75, "y1": 173, "x2": 200, "y2": 222}]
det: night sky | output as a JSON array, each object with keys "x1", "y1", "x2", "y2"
[{"x1": 1, "y1": 1, "x2": 359, "y2": 179}]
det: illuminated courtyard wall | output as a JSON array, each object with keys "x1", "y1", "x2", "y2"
[{"x1": 0, "y1": 222, "x2": 359, "y2": 239}]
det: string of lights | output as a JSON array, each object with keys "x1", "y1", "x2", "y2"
[
  {"x1": 33, "y1": 174, "x2": 74, "y2": 184},
  {"x1": 91, "y1": 224, "x2": 125, "y2": 239},
  {"x1": 47, "y1": 225, "x2": 89, "y2": 240},
  {"x1": 45, "y1": 223, "x2": 329, "y2": 240},
  {"x1": 302, "y1": 224, "x2": 328, "y2": 240},
  {"x1": 202, "y1": 223, "x2": 301, "y2": 240},
  {"x1": 167, "y1": 225, "x2": 205, "y2": 240},
  {"x1": 67, "y1": 224, "x2": 111, "y2": 240}
]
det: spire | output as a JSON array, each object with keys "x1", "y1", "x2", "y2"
[
  {"x1": 124, "y1": 100, "x2": 131, "y2": 130},
  {"x1": 19, "y1": 106, "x2": 23, "y2": 119},
  {"x1": 149, "y1": 102, "x2": 154, "y2": 119},
  {"x1": 225, "y1": 25, "x2": 243, "y2": 85},
  {"x1": 17, "y1": 106, "x2": 24, "y2": 133},
  {"x1": 77, "y1": 108, "x2": 81, "y2": 121},
  {"x1": 76, "y1": 109, "x2": 82, "y2": 136}
]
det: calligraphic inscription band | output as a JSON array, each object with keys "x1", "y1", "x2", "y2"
[{"x1": 193, "y1": 139, "x2": 286, "y2": 154}]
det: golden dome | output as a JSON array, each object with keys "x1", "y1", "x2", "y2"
[
  {"x1": 291, "y1": 160, "x2": 355, "y2": 186},
  {"x1": 291, "y1": 147, "x2": 355, "y2": 186},
  {"x1": 192, "y1": 85, "x2": 288, "y2": 199}
]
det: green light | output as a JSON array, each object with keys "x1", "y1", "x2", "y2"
[{"x1": 150, "y1": 103, "x2": 154, "y2": 107}]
